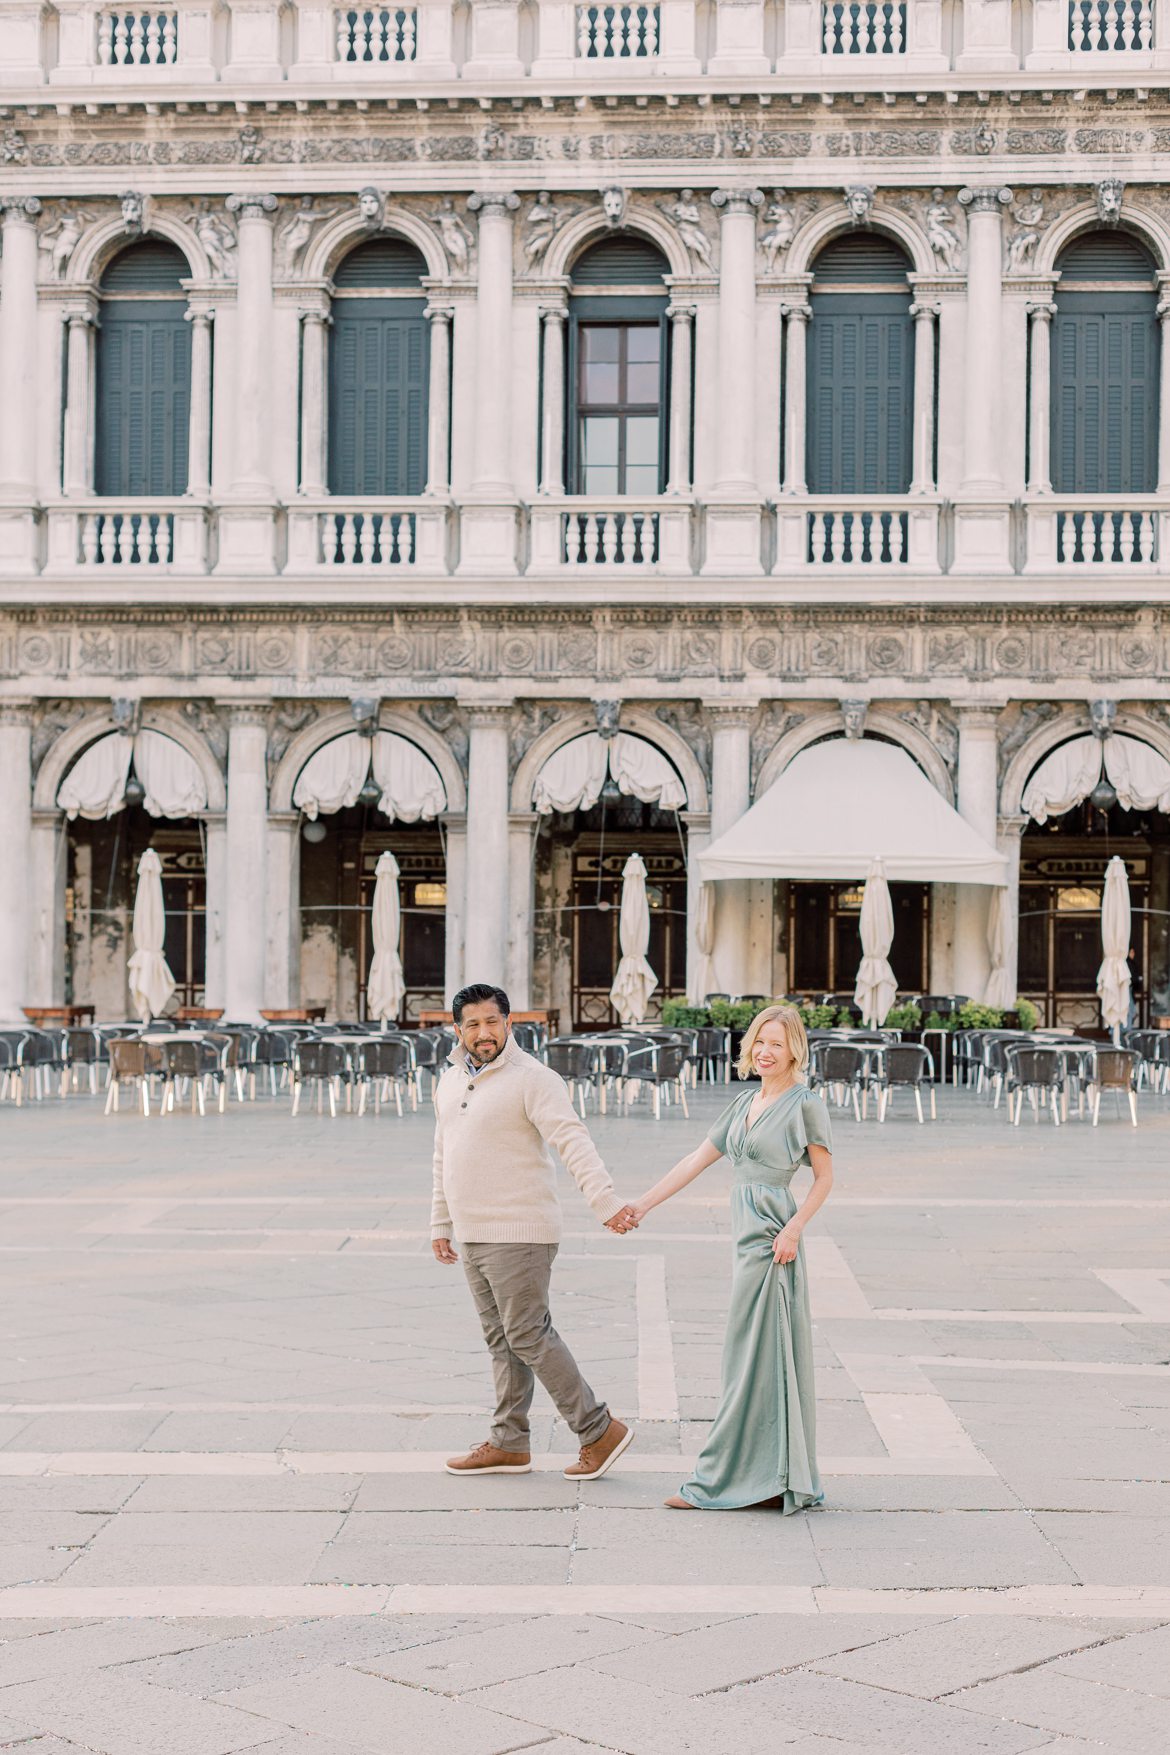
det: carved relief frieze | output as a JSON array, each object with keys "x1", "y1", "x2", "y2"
[
  {"x1": 30, "y1": 699, "x2": 90, "y2": 778},
  {"x1": 899, "y1": 701, "x2": 958, "y2": 773},
  {"x1": 416, "y1": 700, "x2": 470, "y2": 773},
  {"x1": 508, "y1": 702, "x2": 562, "y2": 777},
  {"x1": 267, "y1": 701, "x2": 320, "y2": 777},
  {"x1": 750, "y1": 705, "x2": 805, "y2": 794},
  {"x1": 654, "y1": 703, "x2": 712, "y2": 784},
  {"x1": 996, "y1": 702, "x2": 1064, "y2": 783}
]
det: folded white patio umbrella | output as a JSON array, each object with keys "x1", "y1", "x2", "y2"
[
  {"x1": 686, "y1": 880, "x2": 716, "y2": 1006},
  {"x1": 1097, "y1": 855, "x2": 1132, "y2": 1042},
  {"x1": 127, "y1": 848, "x2": 175, "y2": 1023},
  {"x1": 983, "y1": 887, "x2": 1016, "y2": 1011},
  {"x1": 366, "y1": 850, "x2": 405, "y2": 1026},
  {"x1": 854, "y1": 858, "x2": 897, "y2": 1028},
  {"x1": 610, "y1": 853, "x2": 658, "y2": 1025}
]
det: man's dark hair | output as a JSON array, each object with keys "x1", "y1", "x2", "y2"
[{"x1": 452, "y1": 983, "x2": 511, "y2": 1023}]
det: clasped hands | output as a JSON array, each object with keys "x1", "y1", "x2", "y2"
[{"x1": 604, "y1": 1203, "x2": 642, "y2": 1236}]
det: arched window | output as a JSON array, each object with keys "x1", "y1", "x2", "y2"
[
  {"x1": 96, "y1": 239, "x2": 192, "y2": 497},
  {"x1": 1051, "y1": 230, "x2": 1159, "y2": 493},
  {"x1": 806, "y1": 232, "x2": 914, "y2": 494},
  {"x1": 567, "y1": 236, "x2": 670, "y2": 495},
  {"x1": 328, "y1": 236, "x2": 429, "y2": 496}
]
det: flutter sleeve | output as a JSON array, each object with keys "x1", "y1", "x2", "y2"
[
  {"x1": 800, "y1": 1090, "x2": 833, "y2": 1154},
  {"x1": 707, "y1": 1093, "x2": 746, "y2": 1156}
]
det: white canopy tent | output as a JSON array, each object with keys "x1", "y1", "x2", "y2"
[{"x1": 698, "y1": 739, "x2": 1008, "y2": 885}]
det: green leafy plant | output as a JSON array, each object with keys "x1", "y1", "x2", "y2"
[
  {"x1": 884, "y1": 1002, "x2": 922, "y2": 1030},
  {"x1": 661, "y1": 1000, "x2": 711, "y2": 1028},
  {"x1": 957, "y1": 1001, "x2": 1005, "y2": 1029},
  {"x1": 1013, "y1": 996, "x2": 1039, "y2": 1030},
  {"x1": 797, "y1": 1003, "x2": 835, "y2": 1029},
  {"x1": 923, "y1": 1008, "x2": 958, "y2": 1032},
  {"x1": 834, "y1": 1004, "x2": 857, "y2": 1026}
]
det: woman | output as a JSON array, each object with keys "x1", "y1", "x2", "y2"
[{"x1": 630, "y1": 1005, "x2": 833, "y2": 1513}]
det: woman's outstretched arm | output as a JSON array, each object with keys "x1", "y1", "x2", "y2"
[{"x1": 631, "y1": 1139, "x2": 723, "y2": 1222}]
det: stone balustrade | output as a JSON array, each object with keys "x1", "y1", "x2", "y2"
[
  {"x1": 774, "y1": 499, "x2": 943, "y2": 574},
  {"x1": 5, "y1": 0, "x2": 1170, "y2": 84},
  {"x1": 1023, "y1": 498, "x2": 1163, "y2": 571},
  {"x1": 529, "y1": 499, "x2": 692, "y2": 573},
  {"x1": 285, "y1": 500, "x2": 450, "y2": 575},
  {"x1": 43, "y1": 502, "x2": 211, "y2": 575}
]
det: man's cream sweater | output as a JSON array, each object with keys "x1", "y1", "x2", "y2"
[{"x1": 430, "y1": 1033, "x2": 626, "y2": 1243}]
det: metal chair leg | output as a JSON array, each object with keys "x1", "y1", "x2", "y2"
[
  {"x1": 914, "y1": 1087, "x2": 924, "y2": 1124},
  {"x1": 1129, "y1": 1089, "x2": 1138, "y2": 1126}
]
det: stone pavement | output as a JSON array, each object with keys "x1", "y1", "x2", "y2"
[{"x1": 0, "y1": 1075, "x2": 1167, "y2": 1752}]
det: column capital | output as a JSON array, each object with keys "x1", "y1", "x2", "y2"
[
  {"x1": 0, "y1": 197, "x2": 41, "y2": 225},
  {"x1": 467, "y1": 192, "x2": 520, "y2": 219},
  {"x1": 184, "y1": 307, "x2": 215, "y2": 328},
  {"x1": 711, "y1": 188, "x2": 764, "y2": 216},
  {"x1": 1027, "y1": 300, "x2": 1057, "y2": 323},
  {"x1": 219, "y1": 703, "x2": 270, "y2": 730},
  {"x1": 463, "y1": 702, "x2": 513, "y2": 730},
  {"x1": 0, "y1": 701, "x2": 34, "y2": 728},
  {"x1": 538, "y1": 304, "x2": 568, "y2": 326},
  {"x1": 225, "y1": 193, "x2": 278, "y2": 222},
  {"x1": 909, "y1": 301, "x2": 940, "y2": 321},
  {"x1": 708, "y1": 704, "x2": 756, "y2": 731},
  {"x1": 666, "y1": 302, "x2": 697, "y2": 324},
  {"x1": 957, "y1": 706, "x2": 1001, "y2": 732},
  {"x1": 425, "y1": 303, "x2": 454, "y2": 326},
  {"x1": 997, "y1": 813, "x2": 1029, "y2": 840},
  {"x1": 300, "y1": 307, "x2": 332, "y2": 329},
  {"x1": 781, "y1": 301, "x2": 811, "y2": 324},
  {"x1": 1157, "y1": 300, "x2": 1170, "y2": 324},
  {"x1": 958, "y1": 186, "x2": 1013, "y2": 215}
]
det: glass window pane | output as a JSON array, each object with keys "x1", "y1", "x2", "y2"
[
  {"x1": 625, "y1": 462, "x2": 660, "y2": 496},
  {"x1": 581, "y1": 417, "x2": 619, "y2": 494},
  {"x1": 625, "y1": 327, "x2": 660, "y2": 404},
  {"x1": 626, "y1": 417, "x2": 659, "y2": 466},
  {"x1": 579, "y1": 327, "x2": 620, "y2": 405}
]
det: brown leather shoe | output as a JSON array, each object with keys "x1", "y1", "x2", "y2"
[
  {"x1": 445, "y1": 1441, "x2": 531, "y2": 1476},
  {"x1": 563, "y1": 1417, "x2": 634, "y2": 1480}
]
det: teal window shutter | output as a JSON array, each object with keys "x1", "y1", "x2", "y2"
[
  {"x1": 95, "y1": 301, "x2": 190, "y2": 496},
  {"x1": 328, "y1": 299, "x2": 428, "y2": 495},
  {"x1": 807, "y1": 300, "x2": 913, "y2": 493}
]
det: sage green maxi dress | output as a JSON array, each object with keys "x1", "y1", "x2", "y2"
[{"x1": 680, "y1": 1083, "x2": 832, "y2": 1515}]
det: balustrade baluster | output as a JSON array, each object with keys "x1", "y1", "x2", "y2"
[
  {"x1": 144, "y1": 12, "x2": 159, "y2": 61},
  {"x1": 97, "y1": 517, "x2": 114, "y2": 564},
  {"x1": 337, "y1": 10, "x2": 353, "y2": 60},
  {"x1": 643, "y1": 6, "x2": 658, "y2": 53},
  {"x1": 578, "y1": 8, "x2": 595, "y2": 55},
  {"x1": 401, "y1": 9, "x2": 416, "y2": 58},
  {"x1": 890, "y1": 3, "x2": 904, "y2": 52},
  {"x1": 1140, "y1": 513, "x2": 1155, "y2": 561},
  {"x1": 81, "y1": 517, "x2": 98, "y2": 565},
  {"x1": 600, "y1": 515, "x2": 617, "y2": 564},
  {"x1": 128, "y1": 12, "x2": 144, "y2": 61},
  {"x1": 1139, "y1": 0, "x2": 1152, "y2": 47},
  {"x1": 339, "y1": 515, "x2": 356, "y2": 564},
  {"x1": 162, "y1": 12, "x2": 177, "y2": 61},
  {"x1": 97, "y1": 14, "x2": 114, "y2": 63}
]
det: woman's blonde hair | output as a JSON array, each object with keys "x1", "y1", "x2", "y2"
[{"x1": 736, "y1": 1004, "x2": 809, "y2": 1081}]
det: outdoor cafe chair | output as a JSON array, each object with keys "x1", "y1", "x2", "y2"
[
  {"x1": 1089, "y1": 1047, "x2": 1140, "y2": 1128},
  {"x1": 356, "y1": 1038, "x2": 413, "y2": 1117},
  {"x1": 249, "y1": 1030, "x2": 295, "y2": 1099},
  {"x1": 693, "y1": 1025, "x2": 731, "y2": 1085},
  {"x1": 64, "y1": 1028, "x2": 101, "y2": 1095},
  {"x1": 509, "y1": 1021, "x2": 544, "y2": 1057},
  {"x1": 544, "y1": 1040, "x2": 601, "y2": 1117},
  {"x1": 621, "y1": 1041, "x2": 690, "y2": 1121},
  {"x1": 1125, "y1": 1030, "x2": 1170, "y2": 1094},
  {"x1": 203, "y1": 1032, "x2": 247, "y2": 1104},
  {"x1": 162, "y1": 1039, "x2": 226, "y2": 1116},
  {"x1": 4, "y1": 1029, "x2": 64, "y2": 1105},
  {"x1": 1003, "y1": 1045, "x2": 1066, "y2": 1127},
  {"x1": 104, "y1": 1039, "x2": 165, "y2": 1117},
  {"x1": 369, "y1": 1031, "x2": 421, "y2": 1110},
  {"x1": 409, "y1": 1029, "x2": 448, "y2": 1100},
  {"x1": 291, "y1": 1040, "x2": 353, "y2": 1118},
  {"x1": 0, "y1": 1030, "x2": 30, "y2": 1104},
  {"x1": 812, "y1": 1042, "x2": 870, "y2": 1121},
  {"x1": 874, "y1": 1044, "x2": 937, "y2": 1124}
]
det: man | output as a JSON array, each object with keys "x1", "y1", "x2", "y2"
[{"x1": 432, "y1": 983, "x2": 639, "y2": 1481}]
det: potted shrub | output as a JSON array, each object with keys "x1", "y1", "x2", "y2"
[{"x1": 884, "y1": 1001, "x2": 923, "y2": 1042}]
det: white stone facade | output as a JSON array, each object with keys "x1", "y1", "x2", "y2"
[{"x1": 2, "y1": 1, "x2": 1170, "y2": 1027}]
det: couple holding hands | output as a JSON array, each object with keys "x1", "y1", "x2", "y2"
[{"x1": 431, "y1": 983, "x2": 835, "y2": 1513}]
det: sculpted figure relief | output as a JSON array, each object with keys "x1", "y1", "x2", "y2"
[
  {"x1": 600, "y1": 186, "x2": 628, "y2": 230},
  {"x1": 38, "y1": 201, "x2": 95, "y2": 279},
  {"x1": 523, "y1": 192, "x2": 563, "y2": 267},
  {"x1": 659, "y1": 189, "x2": 713, "y2": 268},
  {"x1": 1096, "y1": 177, "x2": 1124, "y2": 224},
  {"x1": 120, "y1": 190, "x2": 145, "y2": 235},
  {"x1": 431, "y1": 196, "x2": 474, "y2": 273},
  {"x1": 844, "y1": 185, "x2": 875, "y2": 227},
  {"x1": 924, "y1": 189, "x2": 963, "y2": 272},
  {"x1": 357, "y1": 186, "x2": 385, "y2": 230},
  {"x1": 1006, "y1": 190, "x2": 1045, "y2": 273},
  {"x1": 275, "y1": 197, "x2": 343, "y2": 274},
  {"x1": 189, "y1": 199, "x2": 237, "y2": 280},
  {"x1": 760, "y1": 191, "x2": 795, "y2": 274}
]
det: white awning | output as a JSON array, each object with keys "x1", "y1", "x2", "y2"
[{"x1": 698, "y1": 739, "x2": 1008, "y2": 886}]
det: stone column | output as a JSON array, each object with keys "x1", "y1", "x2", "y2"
[
  {"x1": 298, "y1": 308, "x2": 330, "y2": 497},
  {"x1": 202, "y1": 812, "x2": 227, "y2": 1010},
  {"x1": 909, "y1": 301, "x2": 938, "y2": 493},
  {"x1": 459, "y1": 194, "x2": 520, "y2": 575},
  {"x1": 1026, "y1": 301, "x2": 1056, "y2": 494},
  {"x1": 62, "y1": 310, "x2": 96, "y2": 496},
  {"x1": 957, "y1": 186, "x2": 1012, "y2": 491},
  {"x1": 221, "y1": 708, "x2": 269, "y2": 1021},
  {"x1": 666, "y1": 302, "x2": 695, "y2": 494},
  {"x1": 0, "y1": 705, "x2": 32, "y2": 1024},
  {"x1": 225, "y1": 193, "x2": 277, "y2": 495},
  {"x1": 28, "y1": 810, "x2": 66, "y2": 1007},
  {"x1": 781, "y1": 303, "x2": 811, "y2": 493},
  {"x1": 506, "y1": 811, "x2": 538, "y2": 1008},
  {"x1": 425, "y1": 304, "x2": 453, "y2": 495},
  {"x1": 996, "y1": 816, "x2": 1026, "y2": 1014},
  {"x1": 953, "y1": 708, "x2": 1000, "y2": 1001},
  {"x1": 462, "y1": 707, "x2": 512, "y2": 985},
  {"x1": 185, "y1": 308, "x2": 214, "y2": 498},
  {"x1": 709, "y1": 708, "x2": 755, "y2": 999},
  {"x1": 538, "y1": 306, "x2": 566, "y2": 495},
  {"x1": 264, "y1": 812, "x2": 301, "y2": 1011},
  {"x1": 218, "y1": 194, "x2": 278, "y2": 571},
  {"x1": 0, "y1": 198, "x2": 41, "y2": 499},
  {"x1": 467, "y1": 192, "x2": 519, "y2": 496},
  {"x1": 710, "y1": 189, "x2": 763, "y2": 494},
  {"x1": 442, "y1": 812, "x2": 468, "y2": 1006},
  {"x1": 1157, "y1": 293, "x2": 1170, "y2": 493}
]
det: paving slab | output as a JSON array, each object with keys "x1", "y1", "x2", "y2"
[
  {"x1": 591, "y1": 1612, "x2": 941, "y2": 1693},
  {"x1": 732, "y1": 1668, "x2": 1053, "y2": 1753},
  {"x1": 217, "y1": 1665, "x2": 548, "y2": 1755},
  {"x1": 807, "y1": 1614, "x2": 1120, "y2": 1697},
  {"x1": 1048, "y1": 1620, "x2": 1170, "y2": 1696},
  {"x1": 0, "y1": 1672, "x2": 275, "y2": 1754},
  {"x1": 954, "y1": 1669, "x2": 1170, "y2": 1751}
]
